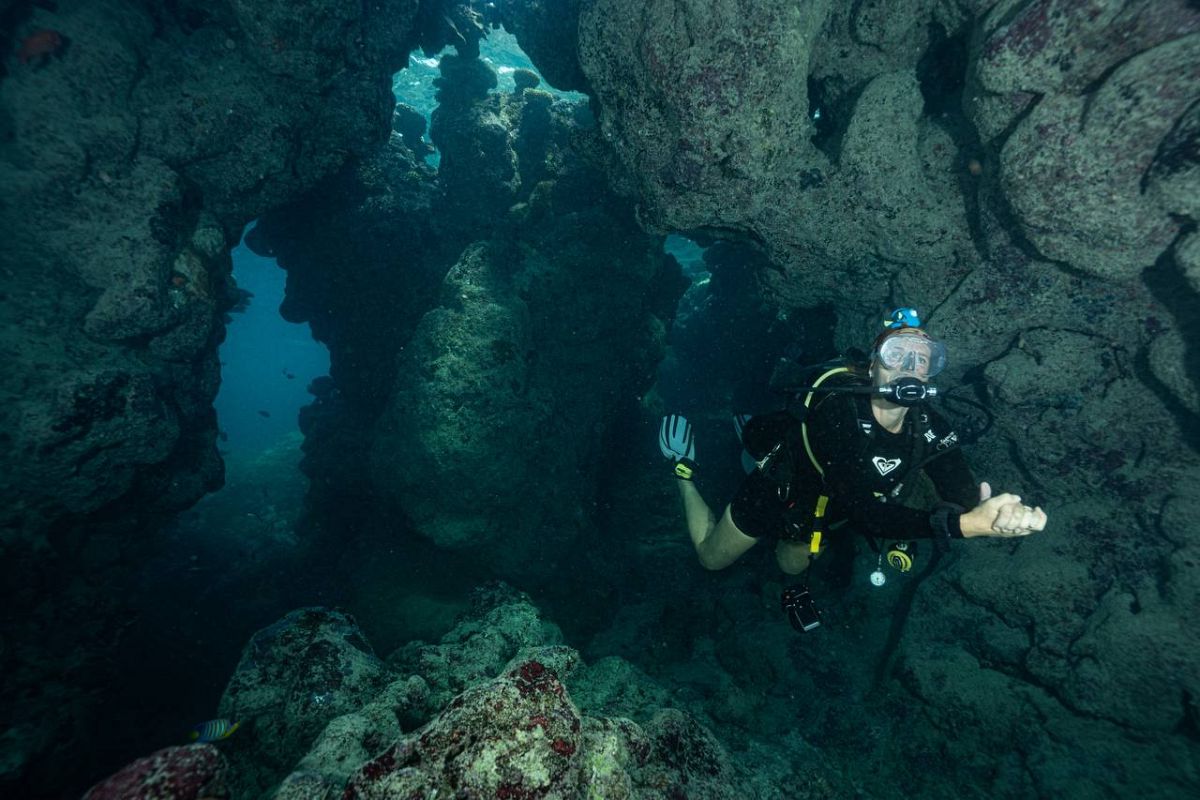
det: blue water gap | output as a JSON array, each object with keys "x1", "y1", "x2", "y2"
[{"x1": 215, "y1": 222, "x2": 329, "y2": 454}]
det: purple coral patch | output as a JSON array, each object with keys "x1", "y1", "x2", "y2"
[{"x1": 81, "y1": 744, "x2": 228, "y2": 800}]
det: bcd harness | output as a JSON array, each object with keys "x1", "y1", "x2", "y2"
[
  {"x1": 797, "y1": 366, "x2": 851, "y2": 556},
  {"x1": 752, "y1": 364, "x2": 942, "y2": 556}
]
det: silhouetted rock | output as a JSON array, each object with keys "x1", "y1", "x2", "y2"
[
  {"x1": 489, "y1": 0, "x2": 591, "y2": 93},
  {"x1": 391, "y1": 103, "x2": 435, "y2": 159},
  {"x1": 511, "y1": 67, "x2": 540, "y2": 92}
]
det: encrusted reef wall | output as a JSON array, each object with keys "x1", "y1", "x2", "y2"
[
  {"x1": 566, "y1": 1, "x2": 1200, "y2": 797},
  {"x1": 0, "y1": 0, "x2": 416, "y2": 792},
  {"x1": 0, "y1": 0, "x2": 414, "y2": 537}
]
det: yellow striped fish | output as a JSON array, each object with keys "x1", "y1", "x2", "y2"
[{"x1": 190, "y1": 718, "x2": 240, "y2": 743}]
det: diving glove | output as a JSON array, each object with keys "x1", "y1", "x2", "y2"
[{"x1": 659, "y1": 415, "x2": 697, "y2": 480}]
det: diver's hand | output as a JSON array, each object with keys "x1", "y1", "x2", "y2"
[
  {"x1": 960, "y1": 481, "x2": 1047, "y2": 538},
  {"x1": 659, "y1": 415, "x2": 696, "y2": 479}
]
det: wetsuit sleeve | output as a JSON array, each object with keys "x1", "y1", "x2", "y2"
[
  {"x1": 922, "y1": 447, "x2": 978, "y2": 508},
  {"x1": 728, "y1": 470, "x2": 786, "y2": 539},
  {"x1": 920, "y1": 407, "x2": 978, "y2": 509},
  {"x1": 806, "y1": 396, "x2": 952, "y2": 540}
]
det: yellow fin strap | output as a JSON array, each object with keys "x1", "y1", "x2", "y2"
[{"x1": 674, "y1": 462, "x2": 694, "y2": 480}]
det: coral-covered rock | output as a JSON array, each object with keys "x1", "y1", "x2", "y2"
[
  {"x1": 1148, "y1": 330, "x2": 1199, "y2": 416},
  {"x1": 343, "y1": 654, "x2": 583, "y2": 799},
  {"x1": 578, "y1": 0, "x2": 827, "y2": 233},
  {"x1": 1, "y1": 0, "x2": 416, "y2": 536},
  {"x1": 270, "y1": 769, "x2": 341, "y2": 800},
  {"x1": 342, "y1": 646, "x2": 755, "y2": 800},
  {"x1": 975, "y1": 0, "x2": 1199, "y2": 96},
  {"x1": 568, "y1": 656, "x2": 673, "y2": 721},
  {"x1": 429, "y1": 54, "x2": 518, "y2": 237},
  {"x1": 253, "y1": 64, "x2": 682, "y2": 569},
  {"x1": 218, "y1": 608, "x2": 395, "y2": 797},
  {"x1": 635, "y1": 709, "x2": 734, "y2": 796},
  {"x1": 290, "y1": 675, "x2": 430, "y2": 787},
  {"x1": 388, "y1": 585, "x2": 565, "y2": 717},
  {"x1": 998, "y1": 35, "x2": 1198, "y2": 280},
  {"x1": 81, "y1": 744, "x2": 228, "y2": 800}
]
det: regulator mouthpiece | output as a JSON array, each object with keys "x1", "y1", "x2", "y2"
[{"x1": 876, "y1": 377, "x2": 937, "y2": 406}]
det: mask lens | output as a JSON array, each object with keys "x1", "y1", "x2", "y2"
[{"x1": 878, "y1": 335, "x2": 946, "y2": 377}]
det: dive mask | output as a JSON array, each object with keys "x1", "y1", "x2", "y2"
[{"x1": 875, "y1": 332, "x2": 947, "y2": 378}]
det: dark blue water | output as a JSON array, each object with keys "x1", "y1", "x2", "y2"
[{"x1": 215, "y1": 223, "x2": 329, "y2": 455}]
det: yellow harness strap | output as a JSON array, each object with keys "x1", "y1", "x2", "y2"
[
  {"x1": 798, "y1": 366, "x2": 853, "y2": 555},
  {"x1": 810, "y1": 494, "x2": 829, "y2": 554},
  {"x1": 801, "y1": 366, "x2": 850, "y2": 478}
]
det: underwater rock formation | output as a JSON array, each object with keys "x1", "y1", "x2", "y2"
[
  {"x1": 576, "y1": 0, "x2": 977, "y2": 301},
  {"x1": 1, "y1": 0, "x2": 414, "y2": 534},
  {"x1": 560, "y1": 1, "x2": 1200, "y2": 797},
  {"x1": 488, "y1": 0, "x2": 591, "y2": 94},
  {"x1": 341, "y1": 653, "x2": 586, "y2": 799},
  {"x1": 430, "y1": 53, "x2": 520, "y2": 237},
  {"x1": 365, "y1": 228, "x2": 667, "y2": 567},
  {"x1": 246, "y1": 128, "x2": 443, "y2": 532},
  {"x1": 216, "y1": 607, "x2": 394, "y2": 798},
  {"x1": 252, "y1": 50, "x2": 684, "y2": 569},
  {"x1": 385, "y1": 69, "x2": 680, "y2": 566},
  {"x1": 388, "y1": 583, "x2": 568, "y2": 715},
  {"x1": 0, "y1": 0, "x2": 414, "y2": 792},
  {"x1": 5, "y1": 1, "x2": 1200, "y2": 798},
  {"x1": 76, "y1": 587, "x2": 791, "y2": 799},
  {"x1": 980, "y1": 4, "x2": 1200, "y2": 279},
  {"x1": 81, "y1": 744, "x2": 229, "y2": 800}
]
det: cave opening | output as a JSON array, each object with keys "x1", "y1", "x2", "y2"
[
  {"x1": 76, "y1": 33, "x2": 611, "y2": 779},
  {"x1": 391, "y1": 27, "x2": 588, "y2": 168},
  {"x1": 214, "y1": 221, "x2": 330, "y2": 461},
  {"x1": 79, "y1": 222, "x2": 338, "y2": 790}
]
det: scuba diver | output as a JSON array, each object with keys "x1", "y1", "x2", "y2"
[{"x1": 658, "y1": 308, "x2": 1048, "y2": 630}]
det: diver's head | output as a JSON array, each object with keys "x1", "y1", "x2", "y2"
[{"x1": 868, "y1": 310, "x2": 947, "y2": 386}]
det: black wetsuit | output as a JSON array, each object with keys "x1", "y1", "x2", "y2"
[{"x1": 730, "y1": 386, "x2": 977, "y2": 547}]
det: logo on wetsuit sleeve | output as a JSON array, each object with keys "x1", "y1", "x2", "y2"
[
  {"x1": 936, "y1": 431, "x2": 959, "y2": 451},
  {"x1": 872, "y1": 456, "x2": 902, "y2": 475}
]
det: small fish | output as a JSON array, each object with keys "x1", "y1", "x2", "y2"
[
  {"x1": 17, "y1": 29, "x2": 66, "y2": 65},
  {"x1": 283, "y1": 369, "x2": 295, "y2": 379},
  {"x1": 218, "y1": 431, "x2": 228, "y2": 442},
  {"x1": 190, "y1": 719, "x2": 239, "y2": 743},
  {"x1": 257, "y1": 410, "x2": 270, "y2": 418}
]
